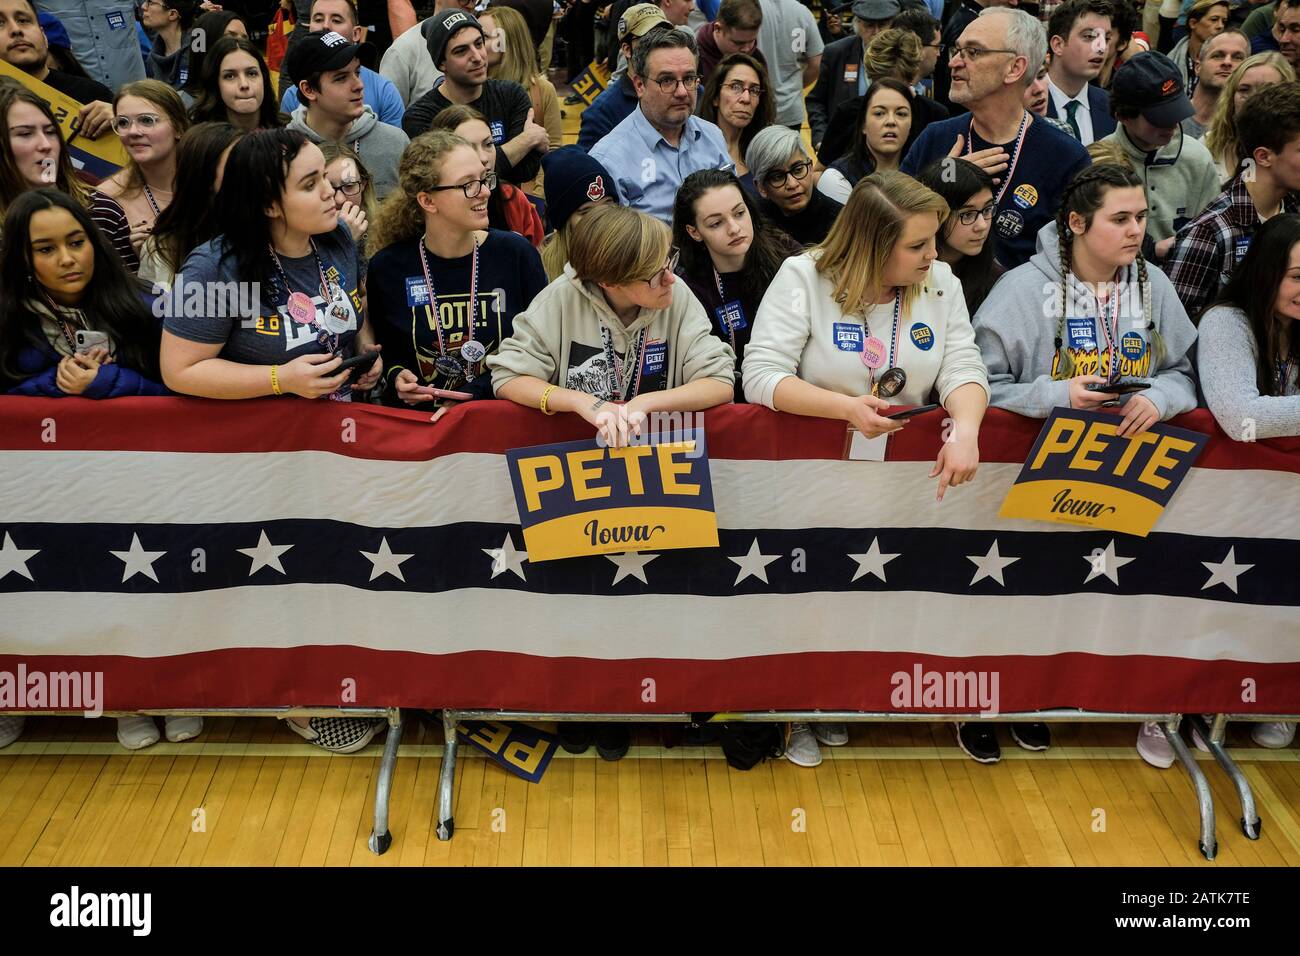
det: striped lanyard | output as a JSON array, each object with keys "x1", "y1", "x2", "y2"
[
  {"x1": 968, "y1": 111, "x2": 1028, "y2": 208},
  {"x1": 862, "y1": 290, "x2": 902, "y2": 387},
  {"x1": 142, "y1": 183, "x2": 162, "y2": 217},
  {"x1": 713, "y1": 268, "x2": 737, "y2": 351},
  {"x1": 1277, "y1": 354, "x2": 1296, "y2": 393},
  {"x1": 1093, "y1": 269, "x2": 1124, "y2": 382},
  {"x1": 417, "y1": 234, "x2": 479, "y2": 361},
  {"x1": 268, "y1": 240, "x2": 339, "y2": 354},
  {"x1": 601, "y1": 324, "x2": 648, "y2": 401}
]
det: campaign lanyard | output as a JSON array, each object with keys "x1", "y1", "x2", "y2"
[
  {"x1": 417, "y1": 233, "x2": 480, "y2": 361},
  {"x1": 1092, "y1": 268, "x2": 1124, "y2": 383},
  {"x1": 968, "y1": 111, "x2": 1028, "y2": 207},
  {"x1": 713, "y1": 268, "x2": 737, "y2": 351},
  {"x1": 1277, "y1": 354, "x2": 1297, "y2": 393},
  {"x1": 862, "y1": 290, "x2": 902, "y2": 389},
  {"x1": 601, "y1": 324, "x2": 648, "y2": 401},
  {"x1": 142, "y1": 183, "x2": 162, "y2": 218},
  {"x1": 268, "y1": 239, "x2": 339, "y2": 354}
]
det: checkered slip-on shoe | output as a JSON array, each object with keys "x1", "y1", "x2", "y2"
[
  {"x1": 0, "y1": 714, "x2": 24, "y2": 748},
  {"x1": 286, "y1": 717, "x2": 385, "y2": 754}
]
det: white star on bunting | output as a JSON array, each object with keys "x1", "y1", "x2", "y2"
[
  {"x1": 607, "y1": 551, "x2": 658, "y2": 584},
  {"x1": 483, "y1": 533, "x2": 528, "y2": 580},
  {"x1": 360, "y1": 537, "x2": 414, "y2": 582},
  {"x1": 1201, "y1": 547, "x2": 1253, "y2": 594},
  {"x1": 728, "y1": 537, "x2": 780, "y2": 586},
  {"x1": 967, "y1": 540, "x2": 1018, "y2": 587},
  {"x1": 1083, "y1": 539, "x2": 1135, "y2": 585},
  {"x1": 0, "y1": 532, "x2": 39, "y2": 581},
  {"x1": 110, "y1": 533, "x2": 166, "y2": 583},
  {"x1": 848, "y1": 537, "x2": 900, "y2": 583},
  {"x1": 238, "y1": 530, "x2": 293, "y2": 576}
]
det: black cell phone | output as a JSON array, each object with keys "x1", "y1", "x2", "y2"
[
  {"x1": 333, "y1": 349, "x2": 380, "y2": 378},
  {"x1": 886, "y1": 403, "x2": 940, "y2": 420},
  {"x1": 1086, "y1": 380, "x2": 1151, "y2": 394}
]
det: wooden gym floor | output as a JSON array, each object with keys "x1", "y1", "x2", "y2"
[{"x1": 1, "y1": 716, "x2": 1297, "y2": 866}]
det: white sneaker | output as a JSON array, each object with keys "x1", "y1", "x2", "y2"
[
  {"x1": 164, "y1": 715, "x2": 204, "y2": 742},
  {"x1": 116, "y1": 715, "x2": 160, "y2": 750},
  {"x1": 812, "y1": 722, "x2": 849, "y2": 746},
  {"x1": 0, "y1": 714, "x2": 24, "y2": 748},
  {"x1": 1136, "y1": 722, "x2": 1175, "y2": 769},
  {"x1": 784, "y1": 723, "x2": 823, "y2": 767},
  {"x1": 1252, "y1": 721, "x2": 1296, "y2": 749}
]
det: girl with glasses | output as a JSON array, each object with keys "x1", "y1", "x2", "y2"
[
  {"x1": 746, "y1": 126, "x2": 843, "y2": 246},
  {"x1": 320, "y1": 141, "x2": 375, "y2": 250},
  {"x1": 915, "y1": 157, "x2": 1002, "y2": 314},
  {"x1": 366, "y1": 130, "x2": 547, "y2": 415},
  {"x1": 138, "y1": 121, "x2": 245, "y2": 289},
  {"x1": 188, "y1": 36, "x2": 285, "y2": 132},
  {"x1": 697, "y1": 53, "x2": 775, "y2": 191},
  {"x1": 427, "y1": 105, "x2": 545, "y2": 248},
  {"x1": 96, "y1": 81, "x2": 191, "y2": 268},
  {"x1": 742, "y1": 171, "x2": 989, "y2": 767},
  {"x1": 816, "y1": 78, "x2": 915, "y2": 205}
]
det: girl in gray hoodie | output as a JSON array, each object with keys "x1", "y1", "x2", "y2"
[{"x1": 973, "y1": 163, "x2": 1198, "y2": 440}]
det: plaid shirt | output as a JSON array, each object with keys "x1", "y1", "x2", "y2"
[{"x1": 1164, "y1": 176, "x2": 1300, "y2": 320}]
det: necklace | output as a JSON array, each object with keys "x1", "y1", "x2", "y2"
[{"x1": 416, "y1": 233, "x2": 482, "y2": 380}]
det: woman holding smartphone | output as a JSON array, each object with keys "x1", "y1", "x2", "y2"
[
  {"x1": 742, "y1": 171, "x2": 989, "y2": 767},
  {"x1": 366, "y1": 130, "x2": 547, "y2": 415}
]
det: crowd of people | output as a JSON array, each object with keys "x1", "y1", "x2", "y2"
[{"x1": 0, "y1": 0, "x2": 1295, "y2": 768}]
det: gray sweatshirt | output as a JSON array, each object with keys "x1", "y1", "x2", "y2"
[
  {"x1": 287, "y1": 104, "x2": 410, "y2": 200},
  {"x1": 972, "y1": 223, "x2": 1199, "y2": 419},
  {"x1": 1197, "y1": 304, "x2": 1300, "y2": 439}
]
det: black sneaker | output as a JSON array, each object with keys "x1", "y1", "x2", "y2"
[
  {"x1": 955, "y1": 722, "x2": 1001, "y2": 763},
  {"x1": 557, "y1": 722, "x2": 592, "y2": 754},
  {"x1": 563, "y1": 91, "x2": 584, "y2": 105},
  {"x1": 595, "y1": 724, "x2": 631, "y2": 761},
  {"x1": 1009, "y1": 722, "x2": 1051, "y2": 751}
]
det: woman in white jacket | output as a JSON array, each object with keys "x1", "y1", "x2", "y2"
[{"x1": 742, "y1": 171, "x2": 990, "y2": 769}]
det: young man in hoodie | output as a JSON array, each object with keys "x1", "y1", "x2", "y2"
[
  {"x1": 284, "y1": 31, "x2": 410, "y2": 199},
  {"x1": 278, "y1": 0, "x2": 406, "y2": 129},
  {"x1": 140, "y1": 0, "x2": 194, "y2": 90},
  {"x1": 1098, "y1": 51, "x2": 1220, "y2": 263},
  {"x1": 401, "y1": 9, "x2": 547, "y2": 187}
]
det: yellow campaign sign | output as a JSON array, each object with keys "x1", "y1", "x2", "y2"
[
  {"x1": 998, "y1": 408, "x2": 1208, "y2": 537},
  {"x1": 0, "y1": 58, "x2": 127, "y2": 180},
  {"x1": 506, "y1": 430, "x2": 719, "y2": 562},
  {"x1": 569, "y1": 59, "x2": 611, "y2": 107}
]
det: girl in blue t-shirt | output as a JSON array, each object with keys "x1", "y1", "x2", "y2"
[{"x1": 366, "y1": 129, "x2": 548, "y2": 418}]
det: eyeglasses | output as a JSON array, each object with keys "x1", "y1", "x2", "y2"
[
  {"x1": 652, "y1": 74, "x2": 701, "y2": 94},
  {"x1": 111, "y1": 113, "x2": 164, "y2": 133},
  {"x1": 426, "y1": 170, "x2": 498, "y2": 199},
  {"x1": 950, "y1": 44, "x2": 1018, "y2": 62},
  {"x1": 721, "y1": 79, "x2": 764, "y2": 99},
  {"x1": 955, "y1": 202, "x2": 996, "y2": 226},
  {"x1": 926, "y1": 41, "x2": 945, "y2": 52},
  {"x1": 762, "y1": 159, "x2": 812, "y2": 190},
  {"x1": 644, "y1": 250, "x2": 680, "y2": 289},
  {"x1": 138, "y1": 0, "x2": 166, "y2": 9},
  {"x1": 331, "y1": 178, "x2": 365, "y2": 200}
]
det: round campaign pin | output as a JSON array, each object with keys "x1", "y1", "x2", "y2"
[
  {"x1": 861, "y1": 335, "x2": 886, "y2": 369},
  {"x1": 460, "y1": 339, "x2": 487, "y2": 364},
  {"x1": 322, "y1": 305, "x2": 351, "y2": 335},
  {"x1": 434, "y1": 354, "x2": 464, "y2": 378},
  {"x1": 286, "y1": 291, "x2": 316, "y2": 324},
  {"x1": 876, "y1": 366, "x2": 908, "y2": 398}
]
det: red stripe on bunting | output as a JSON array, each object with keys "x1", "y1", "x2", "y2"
[
  {"x1": 3, "y1": 649, "x2": 1297, "y2": 714},
  {"x1": 1, "y1": 397, "x2": 1297, "y2": 472}
]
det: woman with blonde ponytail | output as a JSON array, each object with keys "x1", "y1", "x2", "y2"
[{"x1": 367, "y1": 131, "x2": 548, "y2": 415}]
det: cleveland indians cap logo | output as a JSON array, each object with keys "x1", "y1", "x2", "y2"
[{"x1": 587, "y1": 175, "x2": 606, "y2": 202}]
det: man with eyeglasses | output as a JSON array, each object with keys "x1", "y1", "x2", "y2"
[
  {"x1": 33, "y1": 0, "x2": 143, "y2": 92},
  {"x1": 902, "y1": 7, "x2": 1090, "y2": 269},
  {"x1": 696, "y1": 0, "x2": 763, "y2": 82},
  {"x1": 589, "y1": 27, "x2": 732, "y2": 222},
  {"x1": 577, "y1": 3, "x2": 670, "y2": 150},
  {"x1": 284, "y1": 31, "x2": 410, "y2": 199},
  {"x1": 892, "y1": 7, "x2": 942, "y2": 93},
  {"x1": 1044, "y1": 0, "x2": 1116, "y2": 145},
  {"x1": 932, "y1": 0, "x2": 1018, "y2": 112},
  {"x1": 807, "y1": 0, "x2": 901, "y2": 153},
  {"x1": 402, "y1": 9, "x2": 549, "y2": 187},
  {"x1": 0, "y1": 0, "x2": 113, "y2": 137}
]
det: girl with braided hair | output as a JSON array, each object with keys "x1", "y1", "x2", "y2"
[{"x1": 973, "y1": 163, "x2": 1198, "y2": 441}]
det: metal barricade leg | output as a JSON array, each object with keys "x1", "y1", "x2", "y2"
[
  {"x1": 368, "y1": 709, "x2": 404, "y2": 855},
  {"x1": 1191, "y1": 714, "x2": 1261, "y2": 840},
  {"x1": 436, "y1": 709, "x2": 458, "y2": 841},
  {"x1": 1163, "y1": 717, "x2": 1217, "y2": 860}
]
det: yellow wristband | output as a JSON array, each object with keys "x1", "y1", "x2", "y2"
[
  {"x1": 270, "y1": 364, "x2": 282, "y2": 396},
  {"x1": 539, "y1": 384, "x2": 558, "y2": 416}
]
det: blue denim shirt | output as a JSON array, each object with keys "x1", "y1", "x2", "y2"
[
  {"x1": 588, "y1": 108, "x2": 733, "y2": 223},
  {"x1": 35, "y1": 1, "x2": 144, "y2": 92}
]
